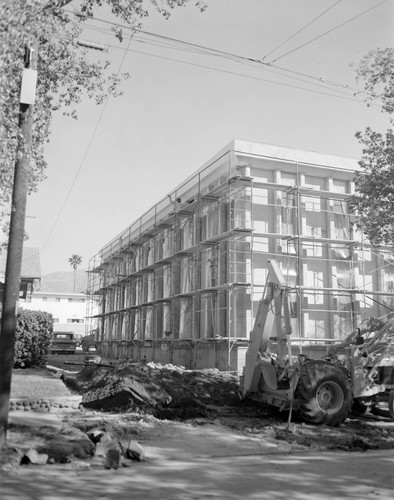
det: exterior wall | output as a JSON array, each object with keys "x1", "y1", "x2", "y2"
[
  {"x1": 88, "y1": 140, "x2": 394, "y2": 371},
  {"x1": 21, "y1": 292, "x2": 87, "y2": 339}
]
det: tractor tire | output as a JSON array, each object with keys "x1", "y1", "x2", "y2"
[{"x1": 295, "y1": 360, "x2": 352, "y2": 426}]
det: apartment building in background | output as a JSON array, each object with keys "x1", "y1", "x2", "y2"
[
  {"x1": 23, "y1": 292, "x2": 87, "y2": 339},
  {"x1": 87, "y1": 140, "x2": 394, "y2": 372}
]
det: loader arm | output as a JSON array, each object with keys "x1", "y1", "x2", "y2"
[{"x1": 243, "y1": 260, "x2": 293, "y2": 395}]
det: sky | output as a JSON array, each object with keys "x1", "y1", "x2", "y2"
[{"x1": 24, "y1": 0, "x2": 394, "y2": 275}]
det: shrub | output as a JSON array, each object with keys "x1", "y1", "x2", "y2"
[{"x1": 14, "y1": 309, "x2": 53, "y2": 368}]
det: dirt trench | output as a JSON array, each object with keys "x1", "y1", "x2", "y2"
[{"x1": 60, "y1": 360, "x2": 394, "y2": 453}]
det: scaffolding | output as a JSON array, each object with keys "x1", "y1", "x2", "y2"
[
  {"x1": 86, "y1": 151, "x2": 253, "y2": 370},
  {"x1": 86, "y1": 144, "x2": 394, "y2": 370}
]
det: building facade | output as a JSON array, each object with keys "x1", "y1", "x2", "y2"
[
  {"x1": 0, "y1": 247, "x2": 41, "y2": 301},
  {"x1": 22, "y1": 292, "x2": 87, "y2": 339},
  {"x1": 87, "y1": 140, "x2": 394, "y2": 371}
]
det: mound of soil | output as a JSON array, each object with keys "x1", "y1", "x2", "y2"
[{"x1": 62, "y1": 361, "x2": 240, "y2": 414}]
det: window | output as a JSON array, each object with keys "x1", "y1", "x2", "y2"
[
  {"x1": 56, "y1": 297, "x2": 61, "y2": 302},
  {"x1": 302, "y1": 195, "x2": 321, "y2": 212},
  {"x1": 42, "y1": 297, "x2": 47, "y2": 302},
  {"x1": 53, "y1": 318, "x2": 59, "y2": 323},
  {"x1": 67, "y1": 318, "x2": 85, "y2": 324},
  {"x1": 68, "y1": 298, "x2": 73, "y2": 302}
]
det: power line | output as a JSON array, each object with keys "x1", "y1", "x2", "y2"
[
  {"x1": 101, "y1": 43, "x2": 370, "y2": 105},
  {"x1": 41, "y1": 34, "x2": 133, "y2": 252},
  {"x1": 262, "y1": 0, "x2": 342, "y2": 61},
  {"x1": 75, "y1": 10, "x2": 384, "y2": 101},
  {"x1": 51, "y1": 29, "x2": 372, "y2": 106},
  {"x1": 269, "y1": 0, "x2": 389, "y2": 64},
  {"x1": 66, "y1": 8, "x2": 252, "y2": 64}
]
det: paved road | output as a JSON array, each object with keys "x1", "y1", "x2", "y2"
[{"x1": 2, "y1": 450, "x2": 394, "y2": 500}]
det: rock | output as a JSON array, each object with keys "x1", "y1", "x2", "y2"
[
  {"x1": 104, "y1": 449, "x2": 121, "y2": 470},
  {"x1": 37, "y1": 426, "x2": 95, "y2": 462},
  {"x1": 25, "y1": 449, "x2": 49, "y2": 465},
  {"x1": 127, "y1": 440, "x2": 146, "y2": 461},
  {"x1": 0, "y1": 448, "x2": 24, "y2": 470},
  {"x1": 95, "y1": 432, "x2": 121, "y2": 470}
]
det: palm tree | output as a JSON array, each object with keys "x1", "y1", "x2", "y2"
[{"x1": 68, "y1": 254, "x2": 82, "y2": 293}]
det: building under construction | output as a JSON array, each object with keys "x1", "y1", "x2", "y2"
[{"x1": 87, "y1": 140, "x2": 394, "y2": 372}]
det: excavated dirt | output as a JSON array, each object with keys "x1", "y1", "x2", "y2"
[
  {"x1": 60, "y1": 360, "x2": 394, "y2": 453},
  {"x1": 62, "y1": 361, "x2": 240, "y2": 414},
  {"x1": 4, "y1": 361, "x2": 394, "y2": 471}
]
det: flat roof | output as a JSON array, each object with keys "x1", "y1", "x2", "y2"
[{"x1": 98, "y1": 140, "x2": 358, "y2": 255}]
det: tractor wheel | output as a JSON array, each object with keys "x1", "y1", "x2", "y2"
[
  {"x1": 295, "y1": 360, "x2": 352, "y2": 426},
  {"x1": 389, "y1": 390, "x2": 394, "y2": 420}
]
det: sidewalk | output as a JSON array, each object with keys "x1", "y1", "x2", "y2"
[{"x1": 9, "y1": 367, "x2": 82, "y2": 414}]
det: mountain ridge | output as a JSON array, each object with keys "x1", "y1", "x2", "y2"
[{"x1": 38, "y1": 269, "x2": 88, "y2": 294}]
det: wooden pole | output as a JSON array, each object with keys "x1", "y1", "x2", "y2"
[{"x1": 0, "y1": 43, "x2": 37, "y2": 447}]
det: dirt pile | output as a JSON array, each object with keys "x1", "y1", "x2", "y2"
[{"x1": 62, "y1": 361, "x2": 241, "y2": 417}]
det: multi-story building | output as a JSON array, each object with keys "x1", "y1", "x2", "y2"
[
  {"x1": 87, "y1": 140, "x2": 394, "y2": 372},
  {"x1": 22, "y1": 291, "x2": 87, "y2": 339}
]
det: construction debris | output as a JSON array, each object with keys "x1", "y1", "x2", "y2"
[
  {"x1": 24, "y1": 449, "x2": 49, "y2": 465},
  {"x1": 94, "y1": 432, "x2": 122, "y2": 470},
  {"x1": 62, "y1": 361, "x2": 240, "y2": 414},
  {"x1": 127, "y1": 440, "x2": 146, "y2": 461}
]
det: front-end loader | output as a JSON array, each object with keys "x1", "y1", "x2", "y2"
[{"x1": 242, "y1": 260, "x2": 394, "y2": 426}]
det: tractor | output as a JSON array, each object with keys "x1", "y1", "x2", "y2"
[{"x1": 242, "y1": 260, "x2": 394, "y2": 426}]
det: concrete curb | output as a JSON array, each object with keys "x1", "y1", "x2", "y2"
[{"x1": 9, "y1": 396, "x2": 82, "y2": 412}]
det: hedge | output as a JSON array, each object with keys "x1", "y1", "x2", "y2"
[{"x1": 14, "y1": 309, "x2": 54, "y2": 368}]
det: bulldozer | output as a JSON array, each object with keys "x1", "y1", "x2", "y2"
[{"x1": 242, "y1": 260, "x2": 394, "y2": 426}]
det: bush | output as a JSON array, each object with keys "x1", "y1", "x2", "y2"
[{"x1": 14, "y1": 309, "x2": 53, "y2": 368}]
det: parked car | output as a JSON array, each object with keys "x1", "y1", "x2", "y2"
[{"x1": 50, "y1": 332, "x2": 77, "y2": 355}]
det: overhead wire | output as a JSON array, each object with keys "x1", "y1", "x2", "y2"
[
  {"x1": 269, "y1": 0, "x2": 389, "y2": 63},
  {"x1": 105, "y1": 43, "x2": 370, "y2": 105},
  {"x1": 50, "y1": 30, "x2": 367, "y2": 106},
  {"x1": 66, "y1": 8, "x2": 384, "y2": 101},
  {"x1": 262, "y1": 0, "x2": 342, "y2": 61},
  {"x1": 81, "y1": 22, "x2": 365, "y2": 99}
]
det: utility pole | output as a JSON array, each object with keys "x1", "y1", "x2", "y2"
[{"x1": 0, "y1": 42, "x2": 37, "y2": 448}]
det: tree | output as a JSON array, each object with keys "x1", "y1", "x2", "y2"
[
  {"x1": 68, "y1": 253, "x2": 82, "y2": 292},
  {"x1": 350, "y1": 48, "x2": 394, "y2": 247},
  {"x1": 0, "y1": 0, "x2": 206, "y2": 448}
]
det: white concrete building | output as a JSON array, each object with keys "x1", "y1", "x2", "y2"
[
  {"x1": 22, "y1": 291, "x2": 87, "y2": 339},
  {"x1": 87, "y1": 140, "x2": 394, "y2": 371}
]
